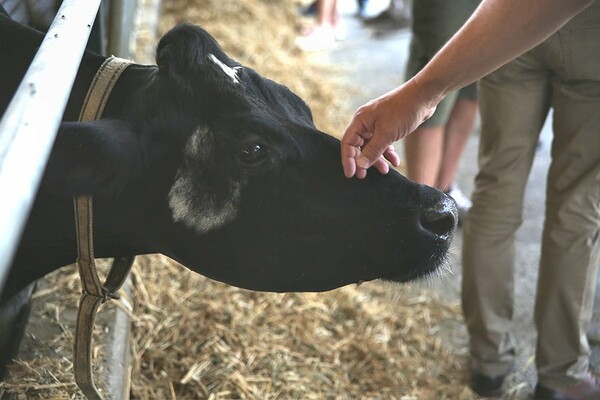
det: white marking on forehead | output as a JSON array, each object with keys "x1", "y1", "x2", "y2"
[{"x1": 208, "y1": 53, "x2": 242, "y2": 84}]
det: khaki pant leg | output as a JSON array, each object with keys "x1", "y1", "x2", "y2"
[
  {"x1": 534, "y1": 24, "x2": 600, "y2": 388},
  {"x1": 462, "y1": 50, "x2": 552, "y2": 376}
]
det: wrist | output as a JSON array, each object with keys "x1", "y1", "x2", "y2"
[{"x1": 409, "y1": 72, "x2": 447, "y2": 111}]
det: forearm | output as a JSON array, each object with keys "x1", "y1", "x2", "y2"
[
  {"x1": 340, "y1": 0, "x2": 595, "y2": 177},
  {"x1": 414, "y1": 0, "x2": 595, "y2": 103}
]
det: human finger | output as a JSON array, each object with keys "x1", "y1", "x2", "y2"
[
  {"x1": 341, "y1": 143, "x2": 357, "y2": 178},
  {"x1": 355, "y1": 165, "x2": 368, "y2": 179},
  {"x1": 355, "y1": 129, "x2": 394, "y2": 170},
  {"x1": 382, "y1": 145, "x2": 400, "y2": 167},
  {"x1": 341, "y1": 115, "x2": 370, "y2": 177},
  {"x1": 372, "y1": 157, "x2": 390, "y2": 175}
]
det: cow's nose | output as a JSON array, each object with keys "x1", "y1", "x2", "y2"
[{"x1": 419, "y1": 196, "x2": 458, "y2": 238}]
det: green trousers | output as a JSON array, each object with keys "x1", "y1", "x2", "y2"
[{"x1": 461, "y1": 2, "x2": 600, "y2": 389}]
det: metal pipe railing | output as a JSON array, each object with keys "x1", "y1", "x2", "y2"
[
  {"x1": 108, "y1": 0, "x2": 137, "y2": 58},
  {"x1": 0, "y1": 0, "x2": 103, "y2": 292}
]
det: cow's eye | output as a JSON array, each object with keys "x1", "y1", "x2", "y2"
[{"x1": 239, "y1": 143, "x2": 269, "y2": 165}]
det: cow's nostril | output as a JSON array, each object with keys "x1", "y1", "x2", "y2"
[{"x1": 420, "y1": 210, "x2": 456, "y2": 237}]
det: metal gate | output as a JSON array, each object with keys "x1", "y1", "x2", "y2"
[{"x1": 0, "y1": 0, "x2": 137, "y2": 294}]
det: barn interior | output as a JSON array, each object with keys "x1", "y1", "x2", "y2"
[{"x1": 1, "y1": 1, "x2": 599, "y2": 400}]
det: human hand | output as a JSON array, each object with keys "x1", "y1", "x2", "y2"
[{"x1": 341, "y1": 80, "x2": 439, "y2": 178}]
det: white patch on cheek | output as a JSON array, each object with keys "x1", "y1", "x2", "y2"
[
  {"x1": 185, "y1": 126, "x2": 211, "y2": 159},
  {"x1": 208, "y1": 53, "x2": 242, "y2": 83},
  {"x1": 168, "y1": 176, "x2": 240, "y2": 234},
  {"x1": 168, "y1": 126, "x2": 241, "y2": 234}
]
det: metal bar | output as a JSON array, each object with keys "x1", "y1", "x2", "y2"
[
  {"x1": 0, "y1": 0, "x2": 102, "y2": 292},
  {"x1": 108, "y1": 0, "x2": 138, "y2": 58}
]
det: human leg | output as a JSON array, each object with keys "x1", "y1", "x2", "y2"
[
  {"x1": 316, "y1": 0, "x2": 338, "y2": 27},
  {"x1": 404, "y1": 124, "x2": 444, "y2": 187},
  {"x1": 462, "y1": 50, "x2": 552, "y2": 383},
  {"x1": 436, "y1": 97, "x2": 478, "y2": 192},
  {"x1": 404, "y1": 96, "x2": 477, "y2": 191},
  {"x1": 534, "y1": 22, "x2": 600, "y2": 391},
  {"x1": 403, "y1": 64, "x2": 460, "y2": 188},
  {"x1": 437, "y1": 94, "x2": 478, "y2": 222},
  {"x1": 404, "y1": 2, "x2": 480, "y2": 211},
  {"x1": 404, "y1": 97, "x2": 476, "y2": 223},
  {"x1": 296, "y1": 0, "x2": 339, "y2": 51}
]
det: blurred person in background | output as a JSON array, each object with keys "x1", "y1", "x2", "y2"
[
  {"x1": 296, "y1": 0, "x2": 345, "y2": 51},
  {"x1": 403, "y1": 0, "x2": 481, "y2": 223}
]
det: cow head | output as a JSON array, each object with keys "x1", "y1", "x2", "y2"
[{"x1": 45, "y1": 24, "x2": 457, "y2": 293}]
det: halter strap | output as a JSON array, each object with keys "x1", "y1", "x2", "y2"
[{"x1": 73, "y1": 56, "x2": 134, "y2": 400}]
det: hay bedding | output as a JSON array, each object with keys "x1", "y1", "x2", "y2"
[
  {"x1": 129, "y1": 255, "x2": 474, "y2": 400},
  {"x1": 1, "y1": 0, "x2": 476, "y2": 398}
]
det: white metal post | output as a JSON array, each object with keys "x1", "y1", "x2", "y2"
[{"x1": 0, "y1": 0, "x2": 103, "y2": 291}]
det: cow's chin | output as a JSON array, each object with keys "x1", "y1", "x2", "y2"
[
  {"x1": 172, "y1": 228, "x2": 453, "y2": 294},
  {"x1": 380, "y1": 257, "x2": 449, "y2": 283},
  {"x1": 380, "y1": 249, "x2": 450, "y2": 285},
  {"x1": 258, "y1": 252, "x2": 450, "y2": 293}
]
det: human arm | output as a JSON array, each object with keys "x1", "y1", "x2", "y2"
[{"x1": 341, "y1": 0, "x2": 596, "y2": 178}]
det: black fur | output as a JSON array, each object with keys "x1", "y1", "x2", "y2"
[
  {"x1": 1, "y1": 12, "x2": 458, "y2": 296},
  {"x1": 0, "y1": 17, "x2": 457, "y2": 371}
]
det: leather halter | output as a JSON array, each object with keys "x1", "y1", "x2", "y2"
[{"x1": 73, "y1": 56, "x2": 134, "y2": 400}]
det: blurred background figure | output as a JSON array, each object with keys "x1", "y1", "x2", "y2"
[
  {"x1": 359, "y1": 0, "x2": 391, "y2": 19},
  {"x1": 403, "y1": 0, "x2": 481, "y2": 223},
  {"x1": 296, "y1": 0, "x2": 345, "y2": 51}
]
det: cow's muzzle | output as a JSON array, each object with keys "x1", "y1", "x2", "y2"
[{"x1": 418, "y1": 192, "x2": 458, "y2": 240}]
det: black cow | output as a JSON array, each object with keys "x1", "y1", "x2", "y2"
[{"x1": 0, "y1": 12, "x2": 457, "y2": 371}]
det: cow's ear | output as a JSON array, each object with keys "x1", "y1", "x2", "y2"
[
  {"x1": 43, "y1": 119, "x2": 142, "y2": 196},
  {"x1": 155, "y1": 24, "x2": 244, "y2": 98}
]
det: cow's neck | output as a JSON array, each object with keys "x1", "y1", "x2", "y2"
[
  {"x1": 64, "y1": 54, "x2": 157, "y2": 122},
  {"x1": 0, "y1": 13, "x2": 156, "y2": 121},
  {"x1": 4, "y1": 60, "x2": 162, "y2": 303},
  {"x1": 6, "y1": 188, "x2": 160, "y2": 303}
]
